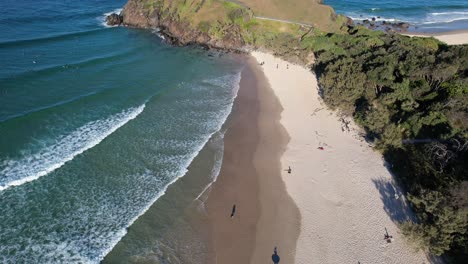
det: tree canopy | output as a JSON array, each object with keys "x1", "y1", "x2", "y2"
[{"x1": 311, "y1": 27, "x2": 468, "y2": 260}]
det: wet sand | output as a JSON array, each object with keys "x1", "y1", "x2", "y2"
[{"x1": 204, "y1": 56, "x2": 300, "y2": 263}]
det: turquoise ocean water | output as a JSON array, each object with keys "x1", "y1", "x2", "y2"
[
  {"x1": 4, "y1": 0, "x2": 466, "y2": 263},
  {"x1": 0, "y1": 0, "x2": 241, "y2": 262},
  {"x1": 325, "y1": 0, "x2": 468, "y2": 32}
]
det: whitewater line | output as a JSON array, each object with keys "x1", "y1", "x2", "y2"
[
  {"x1": 193, "y1": 130, "x2": 226, "y2": 203},
  {"x1": 0, "y1": 104, "x2": 145, "y2": 192},
  {"x1": 97, "y1": 73, "x2": 242, "y2": 262}
]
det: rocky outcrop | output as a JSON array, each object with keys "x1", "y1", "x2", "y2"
[
  {"x1": 120, "y1": 0, "x2": 245, "y2": 51},
  {"x1": 106, "y1": 13, "x2": 123, "y2": 26},
  {"x1": 121, "y1": 0, "x2": 157, "y2": 28},
  {"x1": 117, "y1": 0, "x2": 347, "y2": 65},
  {"x1": 156, "y1": 17, "x2": 245, "y2": 51},
  {"x1": 355, "y1": 18, "x2": 412, "y2": 33}
]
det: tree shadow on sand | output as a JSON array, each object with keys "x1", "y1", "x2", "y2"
[
  {"x1": 371, "y1": 176, "x2": 415, "y2": 223},
  {"x1": 372, "y1": 163, "x2": 445, "y2": 264}
]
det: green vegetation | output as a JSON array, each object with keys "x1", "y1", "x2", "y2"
[
  {"x1": 130, "y1": 0, "x2": 467, "y2": 259},
  {"x1": 236, "y1": 0, "x2": 343, "y2": 32},
  {"x1": 311, "y1": 26, "x2": 468, "y2": 259},
  {"x1": 132, "y1": 0, "x2": 346, "y2": 45}
]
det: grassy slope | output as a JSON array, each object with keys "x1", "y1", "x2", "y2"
[
  {"x1": 138, "y1": 0, "x2": 347, "y2": 54},
  {"x1": 236, "y1": 0, "x2": 345, "y2": 31}
]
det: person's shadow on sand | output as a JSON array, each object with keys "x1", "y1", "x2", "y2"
[{"x1": 272, "y1": 247, "x2": 280, "y2": 264}]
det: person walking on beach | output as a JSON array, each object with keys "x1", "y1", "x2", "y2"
[
  {"x1": 230, "y1": 204, "x2": 236, "y2": 218},
  {"x1": 272, "y1": 246, "x2": 280, "y2": 263},
  {"x1": 384, "y1": 227, "x2": 393, "y2": 242},
  {"x1": 285, "y1": 166, "x2": 292, "y2": 174}
]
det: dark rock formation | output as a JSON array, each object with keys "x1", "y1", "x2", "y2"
[
  {"x1": 106, "y1": 13, "x2": 123, "y2": 26},
  {"x1": 355, "y1": 17, "x2": 412, "y2": 33},
  {"x1": 396, "y1": 22, "x2": 410, "y2": 29},
  {"x1": 120, "y1": 0, "x2": 245, "y2": 51}
]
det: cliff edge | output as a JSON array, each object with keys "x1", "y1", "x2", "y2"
[
  {"x1": 121, "y1": 0, "x2": 249, "y2": 50},
  {"x1": 118, "y1": 0, "x2": 348, "y2": 55}
]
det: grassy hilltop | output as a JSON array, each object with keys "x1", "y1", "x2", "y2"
[
  {"x1": 235, "y1": 0, "x2": 340, "y2": 30},
  {"x1": 128, "y1": 0, "x2": 346, "y2": 31},
  {"x1": 122, "y1": 0, "x2": 348, "y2": 62}
]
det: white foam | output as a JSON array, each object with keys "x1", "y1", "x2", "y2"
[
  {"x1": 152, "y1": 28, "x2": 166, "y2": 40},
  {"x1": 350, "y1": 16, "x2": 399, "y2": 22},
  {"x1": 99, "y1": 8, "x2": 123, "y2": 28},
  {"x1": 422, "y1": 16, "x2": 468, "y2": 25},
  {"x1": 422, "y1": 10, "x2": 468, "y2": 25},
  {"x1": 97, "y1": 72, "x2": 242, "y2": 262},
  {"x1": 0, "y1": 104, "x2": 145, "y2": 192},
  {"x1": 194, "y1": 131, "x2": 226, "y2": 202},
  {"x1": 431, "y1": 11, "x2": 468, "y2": 16},
  {"x1": 0, "y1": 72, "x2": 243, "y2": 262}
]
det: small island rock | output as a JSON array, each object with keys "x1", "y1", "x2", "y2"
[{"x1": 106, "y1": 13, "x2": 123, "y2": 26}]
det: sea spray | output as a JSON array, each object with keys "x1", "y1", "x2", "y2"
[{"x1": 99, "y1": 8, "x2": 123, "y2": 27}]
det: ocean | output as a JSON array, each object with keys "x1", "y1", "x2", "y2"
[
  {"x1": 325, "y1": 0, "x2": 468, "y2": 32},
  {"x1": 0, "y1": 0, "x2": 242, "y2": 262}
]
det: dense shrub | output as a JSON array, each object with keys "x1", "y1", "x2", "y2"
[{"x1": 312, "y1": 27, "x2": 468, "y2": 258}]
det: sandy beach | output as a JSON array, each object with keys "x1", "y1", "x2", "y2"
[
  {"x1": 404, "y1": 30, "x2": 468, "y2": 45},
  {"x1": 204, "y1": 56, "x2": 300, "y2": 264},
  {"x1": 251, "y1": 51, "x2": 433, "y2": 263}
]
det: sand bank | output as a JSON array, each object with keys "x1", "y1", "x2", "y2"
[
  {"x1": 251, "y1": 51, "x2": 432, "y2": 263},
  {"x1": 404, "y1": 30, "x2": 468, "y2": 45},
  {"x1": 204, "y1": 56, "x2": 300, "y2": 263}
]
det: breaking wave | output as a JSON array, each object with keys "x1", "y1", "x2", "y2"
[{"x1": 0, "y1": 104, "x2": 145, "y2": 191}]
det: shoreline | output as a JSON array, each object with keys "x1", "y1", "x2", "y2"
[
  {"x1": 402, "y1": 29, "x2": 468, "y2": 45},
  {"x1": 407, "y1": 28, "x2": 468, "y2": 36},
  {"x1": 203, "y1": 56, "x2": 300, "y2": 263},
  {"x1": 347, "y1": 17, "x2": 468, "y2": 45},
  {"x1": 251, "y1": 51, "x2": 433, "y2": 263}
]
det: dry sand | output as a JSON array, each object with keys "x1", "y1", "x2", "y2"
[
  {"x1": 251, "y1": 51, "x2": 432, "y2": 264},
  {"x1": 404, "y1": 30, "x2": 468, "y2": 45}
]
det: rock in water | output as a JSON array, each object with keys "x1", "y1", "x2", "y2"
[{"x1": 106, "y1": 13, "x2": 123, "y2": 26}]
